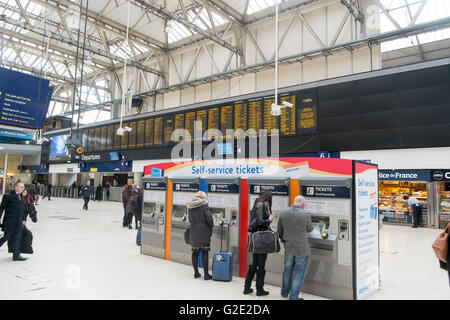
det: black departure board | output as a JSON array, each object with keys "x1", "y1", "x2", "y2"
[
  {"x1": 121, "y1": 122, "x2": 129, "y2": 149},
  {"x1": 280, "y1": 94, "x2": 296, "y2": 136},
  {"x1": 164, "y1": 117, "x2": 174, "y2": 144},
  {"x1": 88, "y1": 128, "x2": 95, "y2": 151},
  {"x1": 248, "y1": 99, "x2": 262, "y2": 137},
  {"x1": 234, "y1": 101, "x2": 248, "y2": 139},
  {"x1": 174, "y1": 113, "x2": 185, "y2": 142},
  {"x1": 297, "y1": 92, "x2": 317, "y2": 135},
  {"x1": 263, "y1": 97, "x2": 279, "y2": 136},
  {"x1": 107, "y1": 125, "x2": 114, "y2": 150},
  {"x1": 100, "y1": 126, "x2": 107, "y2": 151},
  {"x1": 95, "y1": 127, "x2": 101, "y2": 151},
  {"x1": 185, "y1": 111, "x2": 195, "y2": 142},
  {"x1": 114, "y1": 124, "x2": 120, "y2": 149},
  {"x1": 208, "y1": 107, "x2": 220, "y2": 140},
  {"x1": 154, "y1": 117, "x2": 163, "y2": 145},
  {"x1": 128, "y1": 121, "x2": 137, "y2": 148},
  {"x1": 136, "y1": 120, "x2": 145, "y2": 147},
  {"x1": 82, "y1": 130, "x2": 88, "y2": 149},
  {"x1": 145, "y1": 118, "x2": 154, "y2": 146},
  {"x1": 221, "y1": 105, "x2": 233, "y2": 139},
  {"x1": 196, "y1": 109, "x2": 207, "y2": 141}
]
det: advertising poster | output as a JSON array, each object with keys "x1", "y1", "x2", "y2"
[
  {"x1": 49, "y1": 135, "x2": 70, "y2": 162},
  {"x1": 0, "y1": 67, "x2": 53, "y2": 129},
  {"x1": 354, "y1": 162, "x2": 380, "y2": 300}
]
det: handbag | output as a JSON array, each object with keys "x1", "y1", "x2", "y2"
[
  {"x1": 184, "y1": 226, "x2": 191, "y2": 245},
  {"x1": 248, "y1": 230, "x2": 281, "y2": 254},
  {"x1": 432, "y1": 224, "x2": 449, "y2": 263}
]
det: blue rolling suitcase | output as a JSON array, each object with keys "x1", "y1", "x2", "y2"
[{"x1": 212, "y1": 223, "x2": 233, "y2": 281}]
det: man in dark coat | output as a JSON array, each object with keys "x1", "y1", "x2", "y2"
[
  {"x1": 81, "y1": 180, "x2": 93, "y2": 210},
  {"x1": 0, "y1": 181, "x2": 27, "y2": 261},
  {"x1": 131, "y1": 185, "x2": 143, "y2": 230}
]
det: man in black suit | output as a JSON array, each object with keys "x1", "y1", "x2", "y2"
[{"x1": 0, "y1": 181, "x2": 27, "y2": 261}]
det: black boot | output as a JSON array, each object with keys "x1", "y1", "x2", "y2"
[
  {"x1": 243, "y1": 265, "x2": 257, "y2": 294},
  {"x1": 256, "y1": 270, "x2": 269, "y2": 296},
  {"x1": 192, "y1": 251, "x2": 201, "y2": 279},
  {"x1": 202, "y1": 250, "x2": 212, "y2": 280}
]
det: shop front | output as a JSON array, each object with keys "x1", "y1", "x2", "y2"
[
  {"x1": 378, "y1": 170, "x2": 431, "y2": 227},
  {"x1": 431, "y1": 170, "x2": 450, "y2": 229}
]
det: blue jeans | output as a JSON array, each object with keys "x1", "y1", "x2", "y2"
[{"x1": 281, "y1": 253, "x2": 309, "y2": 300}]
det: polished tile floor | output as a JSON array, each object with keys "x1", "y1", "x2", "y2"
[{"x1": 0, "y1": 198, "x2": 448, "y2": 300}]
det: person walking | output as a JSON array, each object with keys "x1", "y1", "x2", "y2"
[
  {"x1": 22, "y1": 190, "x2": 37, "y2": 223},
  {"x1": 46, "y1": 181, "x2": 53, "y2": 201},
  {"x1": 81, "y1": 180, "x2": 93, "y2": 210},
  {"x1": 404, "y1": 195, "x2": 422, "y2": 228},
  {"x1": 95, "y1": 184, "x2": 103, "y2": 202},
  {"x1": 122, "y1": 185, "x2": 134, "y2": 229},
  {"x1": 132, "y1": 185, "x2": 143, "y2": 230},
  {"x1": 244, "y1": 190, "x2": 274, "y2": 296},
  {"x1": 0, "y1": 182, "x2": 27, "y2": 261},
  {"x1": 187, "y1": 191, "x2": 214, "y2": 280},
  {"x1": 34, "y1": 182, "x2": 40, "y2": 205},
  {"x1": 278, "y1": 196, "x2": 313, "y2": 300}
]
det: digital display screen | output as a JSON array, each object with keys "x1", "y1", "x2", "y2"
[
  {"x1": 248, "y1": 99, "x2": 262, "y2": 138},
  {"x1": 136, "y1": 120, "x2": 145, "y2": 147},
  {"x1": 263, "y1": 96, "x2": 279, "y2": 136},
  {"x1": 121, "y1": 122, "x2": 129, "y2": 149},
  {"x1": 94, "y1": 127, "x2": 101, "y2": 151},
  {"x1": 154, "y1": 117, "x2": 163, "y2": 145},
  {"x1": 221, "y1": 105, "x2": 233, "y2": 139},
  {"x1": 185, "y1": 111, "x2": 196, "y2": 142},
  {"x1": 174, "y1": 113, "x2": 185, "y2": 142},
  {"x1": 297, "y1": 92, "x2": 317, "y2": 135},
  {"x1": 163, "y1": 117, "x2": 174, "y2": 144},
  {"x1": 107, "y1": 125, "x2": 114, "y2": 150},
  {"x1": 82, "y1": 130, "x2": 88, "y2": 149},
  {"x1": 234, "y1": 101, "x2": 247, "y2": 139},
  {"x1": 49, "y1": 135, "x2": 69, "y2": 161},
  {"x1": 128, "y1": 121, "x2": 137, "y2": 148},
  {"x1": 211, "y1": 208, "x2": 225, "y2": 225},
  {"x1": 113, "y1": 124, "x2": 120, "y2": 149},
  {"x1": 207, "y1": 107, "x2": 220, "y2": 140},
  {"x1": 88, "y1": 128, "x2": 95, "y2": 151},
  {"x1": 110, "y1": 152, "x2": 119, "y2": 161},
  {"x1": 173, "y1": 205, "x2": 187, "y2": 218},
  {"x1": 280, "y1": 94, "x2": 296, "y2": 136},
  {"x1": 196, "y1": 109, "x2": 207, "y2": 141},
  {"x1": 145, "y1": 118, "x2": 154, "y2": 146},
  {"x1": 100, "y1": 126, "x2": 107, "y2": 150}
]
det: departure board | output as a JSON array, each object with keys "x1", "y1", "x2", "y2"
[
  {"x1": 154, "y1": 117, "x2": 163, "y2": 145},
  {"x1": 128, "y1": 121, "x2": 137, "y2": 148},
  {"x1": 145, "y1": 118, "x2": 154, "y2": 146},
  {"x1": 263, "y1": 97, "x2": 279, "y2": 136},
  {"x1": 136, "y1": 120, "x2": 145, "y2": 147},
  {"x1": 107, "y1": 125, "x2": 114, "y2": 150},
  {"x1": 297, "y1": 92, "x2": 317, "y2": 135},
  {"x1": 121, "y1": 122, "x2": 129, "y2": 149},
  {"x1": 94, "y1": 127, "x2": 101, "y2": 151},
  {"x1": 207, "y1": 107, "x2": 220, "y2": 140},
  {"x1": 196, "y1": 109, "x2": 207, "y2": 141},
  {"x1": 164, "y1": 117, "x2": 174, "y2": 144},
  {"x1": 221, "y1": 105, "x2": 233, "y2": 139},
  {"x1": 82, "y1": 130, "x2": 88, "y2": 149},
  {"x1": 185, "y1": 111, "x2": 195, "y2": 142},
  {"x1": 248, "y1": 99, "x2": 262, "y2": 137},
  {"x1": 174, "y1": 113, "x2": 185, "y2": 142},
  {"x1": 88, "y1": 128, "x2": 95, "y2": 151},
  {"x1": 100, "y1": 126, "x2": 107, "y2": 151},
  {"x1": 113, "y1": 124, "x2": 120, "y2": 149},
  {"x1": 280, "y1": 94, "x2": 296, "y2": 136},
  {"x1": 234, "y1": 101, "x2": 248, "y2": 139}
]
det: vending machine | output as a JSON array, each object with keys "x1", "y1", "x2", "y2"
[{"x1": 141, "y1": 177, "x2": 167, "y2": 259}]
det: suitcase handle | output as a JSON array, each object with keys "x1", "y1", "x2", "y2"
[{"x1": 219, "y1": 221, "x2": 230, "y2": 252}]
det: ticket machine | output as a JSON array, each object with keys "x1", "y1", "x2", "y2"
[
  {"x1": 205, "y1": 178, "x2": 241, "y2": 275},
  {"x1": 141, "y1": 177, "x2": 167, "y2": 259},
  {"x1": 247, "y1": 178, "x2": 291, "y2": 285},
  {"x1": 300, "y1": 178, "x2": 353, "y2": 300},
  {"x1": 170, "y1": 178, "x2": 203, "y2": 265}
]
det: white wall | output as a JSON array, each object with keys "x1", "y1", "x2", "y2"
[{"x1": 341, "y1": 147, "x2": 450, "y2": 169}]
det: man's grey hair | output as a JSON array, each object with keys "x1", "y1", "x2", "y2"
[
  {"x1": 294, "y1": 195, "x2": 306, "y2": 205},
  {"x1": 14, "y1": 181, "x2": 24, "y2": 187}
]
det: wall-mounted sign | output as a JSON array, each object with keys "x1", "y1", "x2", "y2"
[
  {"x1": 249, "y1": 184, "x2": 289, "y2": 196},
  {"x1": 207, "y1": 183, "x2": 239, "y2": 194},
  {"x1": 144, "y1": 182, "x2": 166, "y2": 190},
  {"x1": 378, "y1": 169, "x2": 432, "y2": 182},
  {"x1": 173, "y1": 183, "x2": 200, "y2": 192},
  {"x1": 301, "y1": 186, "x2": 351, "y2": 199},
  {"x1": 431, "y1": 170, "x2": 450, "y2": 181}
]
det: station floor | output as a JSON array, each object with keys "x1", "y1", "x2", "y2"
[{"x1": 0, "y1": 198, "x2": 448, "y2": 300}]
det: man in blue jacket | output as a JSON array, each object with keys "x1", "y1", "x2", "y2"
[
  {"x1": 81, "y1": 180, "x2": 93, "y2": 211},
  {"x1": 0, "y1": 182, "x2": 27, "y2": 261}
]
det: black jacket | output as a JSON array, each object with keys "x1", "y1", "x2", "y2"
[
  {"x1": 248, "y1": 201, "x2": 271, "y2": 233},
  {"x1": 95, "y1": 186, "x2": 103, "y2": 200},
  {"x1": 81, "y1": 185, "x2": 93, "y2": 198},
  {"x1": 0, "y1": 191, "x2": 26, "y2": 233},
  {"x1": 438, "y1": 225, "x2": 450, "y2": 285},
  {"x1": 188, "y1": 204, "x2": 214, "y2": 248},
  {"x1": 132, "y1": 189, "x2": 143, "y2": 219}
]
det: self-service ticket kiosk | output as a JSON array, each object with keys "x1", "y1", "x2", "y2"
[
  {"x1": 170, "y1": 178, "x2": 202, "y2": 265},
  {"x1": 205, "y1": 178, "x2": 241, "y2": 275},
  {"x1": 301, "y1": 178, "x2": 353, "y2": 300},
  {"x1": 247, "y1": 178, "x2": 291, "y2": 286},
  {"x1": 141, "y1": 177, "x2": 168, "y2": 259}
]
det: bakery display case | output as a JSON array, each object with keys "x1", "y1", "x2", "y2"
[{"x1": 438, "y1": 189, "x2": 450, "y2": 228}]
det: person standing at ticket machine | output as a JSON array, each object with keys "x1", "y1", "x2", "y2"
[
  {"x1": 244, "y1": 190, "x2": 274, "y2": 296},
  {"x1": 187, "y1": 191, "x2": 214, "y2": 280},
  {"x1": 404, "y1": 195, "x2": 422, "y2": 228}
]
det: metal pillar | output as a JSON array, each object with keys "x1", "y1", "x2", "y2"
[{"x1": 2, "y1": 152, "x2": 7, "y2": 195}]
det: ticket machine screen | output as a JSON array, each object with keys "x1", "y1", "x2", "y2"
[
  {"x1": 144, "y1": 203, "x2": 156, "y2": 215},
  {"x1": 173, "y1": 205, "x2": 187, "y2": 218},
  {"x1": 210, "y1": 208, "x2": 225, "y2": 226},
  {"x1": 311, "y1": 216, "x2": 330, "y2": 234}
]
